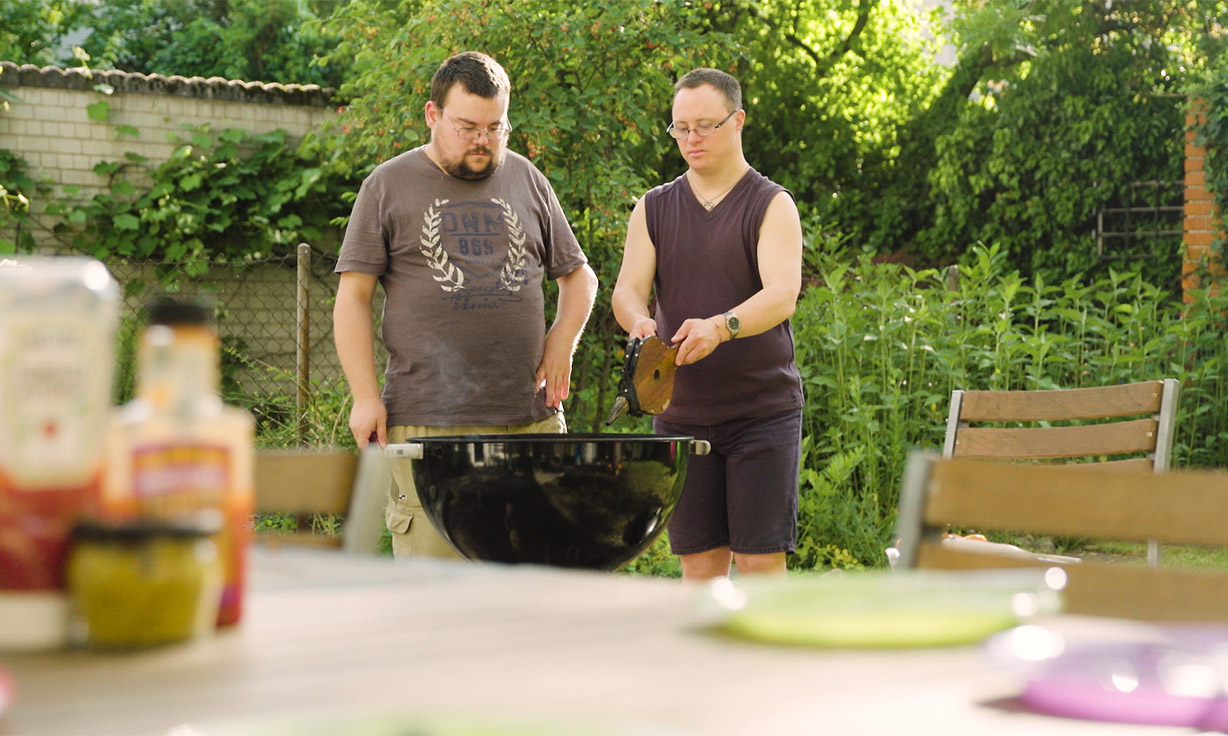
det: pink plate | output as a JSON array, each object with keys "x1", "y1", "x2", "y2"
[
  {"x1": 0, "y1": 663, "x2": 14, "y2": 716},
  {"x1": 991, "y1": 626, "x2": 1228, "y2": 728}
]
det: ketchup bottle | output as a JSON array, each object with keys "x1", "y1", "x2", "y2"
[{"x1": 0, "y1": 256, "x2": 119, "y2": 650}]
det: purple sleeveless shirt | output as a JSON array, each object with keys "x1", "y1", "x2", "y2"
[{"x1": 644, "y1": 168, "x2": 804, "y2": 425}]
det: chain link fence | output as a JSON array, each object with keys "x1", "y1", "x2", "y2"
[{"x1": 106, "y1": 245, "x2": 385, "y2": 444}]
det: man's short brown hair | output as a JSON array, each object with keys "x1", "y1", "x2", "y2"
[
  {"x1": 675, "y1": 68, "x2": 742, "y2": 112},
  {"x1": 430, "y1": 51, "x2": 511, "y2": 106}
]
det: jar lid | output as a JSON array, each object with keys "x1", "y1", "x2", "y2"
[
  {"x1": 72, "y1": 510, "x2": 224, "y2": 543},
  {"x1": 145, "y1": 296, "x2": 214, "y2": 327}
]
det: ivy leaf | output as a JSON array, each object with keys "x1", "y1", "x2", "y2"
[
  {"x1": 295, "y1": 168, "x2": 322, "y2": 198},
  {"x1": 113, "y1": 213, "x2": 140, "y2": 230},
  {"x1": 115, "y1": 125, "x2": 140, "y2": 138},
  {"x1": 180, "y1": 173, "x2": 203, "y2": 191},
  {"x1": 86, "y1": 101, "x2": 110, "y2": 122}
]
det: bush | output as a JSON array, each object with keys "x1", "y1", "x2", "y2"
[{"x1": 795, "y1": 243, "x2": 1228, "y2": 569}]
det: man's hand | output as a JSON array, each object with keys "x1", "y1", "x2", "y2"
[
  {"x1": 628, "y1": 318, "x2": 658, "y2": 341},
  {"x1": 349, "y1": 396, "x2": 388, "y2": 449},
  {"x1": 535, "y1": 331, "x2": 575, "y2": 409},
  {"x1": 671, "y1": 316, "x2": 725, "y2": 366}
]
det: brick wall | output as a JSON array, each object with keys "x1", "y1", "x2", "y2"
[
  {"x1": 1184, "y1": 99, "x2": 1222, "y2": 301},
  {"x1": 0, "y1": 62, "x2": 337, "y2": 240},
  {"x1": 0, "y1": 63, "x2": 356, "y2": 400}
]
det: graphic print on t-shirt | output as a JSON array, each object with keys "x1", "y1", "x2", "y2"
[{"x1": 419, "y1": 198, "x2": 528, "y2": 309}]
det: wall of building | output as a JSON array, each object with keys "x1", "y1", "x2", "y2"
[
  {"x1": 1184, "y1": 100, "x2": 1222, "y2": 301},
  {"x1": 0, "y1": 61, "x2": 337, "y2": 232},
  {"x1": 0, "y1": 63, "x2": 354, "y2": 406}
]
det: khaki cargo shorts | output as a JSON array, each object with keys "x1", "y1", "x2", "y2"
[{"x1": 385, "y1": 413, "x2": 567, "y2": 559}]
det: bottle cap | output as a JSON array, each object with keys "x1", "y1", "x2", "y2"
[
  {"x1": 145, "y1": 296, "x2": 213, "y2": 327},
  {"x1": 72, "y1": 510, "x2": 225, "y2": 543}
]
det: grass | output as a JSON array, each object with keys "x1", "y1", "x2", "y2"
[{"x1": 1080, "y1": 540, "x2": 1228, "y2": 570}]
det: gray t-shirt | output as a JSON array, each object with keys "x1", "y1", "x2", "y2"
[{"x1": 335, "y1": 146, "x2": 587, "y2": 426}]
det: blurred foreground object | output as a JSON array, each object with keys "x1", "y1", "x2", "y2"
[
  {"x1": 68, "y1": 511, "x2": 224, "y2": 649},
  {"x1": 0, "y1": 256, "x2": 119, "y2": 650},
  {"x1": 103, "y1": 297, "x2": 255, "y2": 627}
]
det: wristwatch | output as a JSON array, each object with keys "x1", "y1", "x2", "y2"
[{"x1": 722, "y1": 311, "x2": 741, "y2": 340}]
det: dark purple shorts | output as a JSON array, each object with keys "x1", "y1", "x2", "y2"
[{"x1": 654, "y1": 409, "x2": 802, "y2": 556}]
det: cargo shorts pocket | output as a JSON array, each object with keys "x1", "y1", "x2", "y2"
[{"x1": 385, "y1": 503, "x2": 414, "y2": 535}]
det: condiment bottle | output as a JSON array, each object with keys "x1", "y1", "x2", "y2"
[
  {"x1": 103, "y1": 297, "x2": 254, "y2": 627},
  {"x1": 0, "y1": 256, "x2": 119, "y2": 650}
]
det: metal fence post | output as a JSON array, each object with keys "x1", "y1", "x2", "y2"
[{"x1": 296, "y1": 243, "x2": 311, "y2": 446}]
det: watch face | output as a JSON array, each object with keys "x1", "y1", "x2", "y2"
[{"x1": 726, "y1": 312, "x2": 741, "y2": 335}]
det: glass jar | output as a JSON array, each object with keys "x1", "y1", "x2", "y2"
[{"x1": 67, "y1": 511, "x2": 224, "y2": 649}]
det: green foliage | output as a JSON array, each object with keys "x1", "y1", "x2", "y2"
[
  {"x1": 0, "y1": 0, "x2": 90, "y2": 65},
  {"x1": 66, "y1": 0, "x2": 346, "y2": 87},
  {"x1": 43, "y1": 123, "x2": 354, "y2": 280},
  {"x1": 697, "y1": 0, "x2": 947, "y2": 228},
  {"x1": 239, "y1": 373, "x2": 359, "y2": 451},
  {"x1": 796, "y1": 243, "x2": 1228, "y2": 568},
  {"x1": 618, "y1": 534, "x2": 681, "y2": 578},
  {"x1": 913, "y1": 0, "x2": 1204, "y2": 284},
  {"x1": 320, "y1": 0, "x2": 741, "y2": 431},
  {"x1": 0, "y1": 149, "x2": 46, "y2": 254}
]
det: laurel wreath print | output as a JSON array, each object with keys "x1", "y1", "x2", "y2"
[
  {"x1": 493, "y1": 197, "x2": 528, "y2": 292},
  {"x1": 420, "y1": 198, "x2": 465, "y2": 292},
  {"x1": 419, "y1": 197, "x2": 528, "y2": 294}
]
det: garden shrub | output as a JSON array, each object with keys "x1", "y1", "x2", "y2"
[{"x1": 794, "y1": 243, "x2": 1228, "y2": 569}]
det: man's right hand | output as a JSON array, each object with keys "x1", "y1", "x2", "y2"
[
  {"x1": 349, "y1": 396, "x2": 388, "y2": 449},
  {"x1": 628, "y1": 318, "x2": 658, "y2": 341}
]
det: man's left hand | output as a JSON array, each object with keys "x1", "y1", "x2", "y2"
[{"x1": 671, "y1": 316, "x2": 724, "y2": 366}]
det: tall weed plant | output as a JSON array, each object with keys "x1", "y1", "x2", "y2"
[{"x1": 796, "y1": 244, "x2": 1228, "y2": 570}]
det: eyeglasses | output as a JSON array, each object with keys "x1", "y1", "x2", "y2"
[
  {"x1": 438, "y1": 108, "x2": 513, "y2": 142},
  {"x1": 665, "y1": 108, "x2": 741, "y2": 140}
]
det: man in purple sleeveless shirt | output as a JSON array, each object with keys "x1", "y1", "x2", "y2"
[{"x1": 612, "y1": 68, "x2": 805, "y2": 580}]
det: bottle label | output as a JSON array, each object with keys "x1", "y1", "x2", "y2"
[
  {"x1": 132, "y1": 444, "x2": 231, "y2": 507},
  {"x1": 129, "y1": 442, "x2": 247, "y2": 627},
  {"x1": 0, "y1": 316, "x2": 113, "y2": 490}
]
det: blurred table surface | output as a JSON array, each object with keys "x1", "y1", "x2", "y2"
[{"x1": 0, "y1": 547, "x2": 1197, "y2": 736}]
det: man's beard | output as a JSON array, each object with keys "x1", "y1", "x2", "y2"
[{"x1": 439, "y1": 146, "x2": 505, "y2": 180}]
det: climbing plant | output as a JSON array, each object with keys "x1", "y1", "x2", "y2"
[{"x1": 44, "y1": 123, "x2": 346, "y2": 276}]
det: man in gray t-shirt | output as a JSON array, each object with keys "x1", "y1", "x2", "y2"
[{"x1": 334, "y1": 51, "x2": 598, "y2": 558}]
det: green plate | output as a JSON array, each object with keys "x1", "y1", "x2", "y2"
[{"x1": 706, "y1": 568, "x2": 1064, "y2": 649}]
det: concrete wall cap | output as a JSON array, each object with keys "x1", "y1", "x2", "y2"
[{"x1": 0, "y1": 61, "x2": 335, "y2": 107}]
